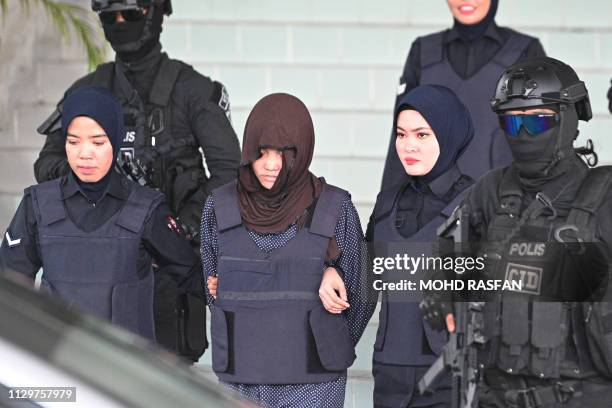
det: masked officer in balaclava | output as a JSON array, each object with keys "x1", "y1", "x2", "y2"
[
  {"x1": 421, "y1": 56, "x2": 612, "y2": 407},
  {"x1": 34, "y1": 0, "x2": 241, "y2": 362},
  {"x1": 381, "y1": 0, "x2": 546, "y2": 191}
]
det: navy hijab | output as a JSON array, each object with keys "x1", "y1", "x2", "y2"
[
  {"x1": 61, "y1": 86, "x2": 124, "y2": 202},
  {"x1": 453, "y1": 0, "x2": 499, "y2": 42},
  {"x1": 396, "y1": 84, "x2": 474, "y2": 183}
]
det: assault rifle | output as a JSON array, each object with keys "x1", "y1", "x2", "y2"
[{"x1": 418, "y1": 206, "x2": 486, "y2": 408}]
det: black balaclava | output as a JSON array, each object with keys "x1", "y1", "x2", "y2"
[
  {"x1": 62, "y1": 86, "x2": 124, "y2": 202},
  {"x1": 452, "y1": 0, "x2": 499, "y2": 42},
  {"x1": 102, "y1": 5, "x2": 164, "y2": 62},
  {"x1": 396, "y1": 85, "x2": 475, "y2": 183},
  {"x1": 505, "y1": 104, "x2": 579, "y2": 191}
]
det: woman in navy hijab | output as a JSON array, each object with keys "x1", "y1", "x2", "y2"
[
  {"x1": 368, "y1": 85, "x2": 475, "y2": 408},
  {"x1": 321, "y1": 85, "x2": 475, "y2": 407},
  {"x1": 1, "y1": 86, "x2": 202, "y2": 342}
]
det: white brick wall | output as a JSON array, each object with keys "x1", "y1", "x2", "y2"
[{"x1": 159, "y1": 1, "x2": 612, "y2": 237}]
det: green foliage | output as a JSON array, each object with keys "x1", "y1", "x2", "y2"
[{"x1": 0, "y1": 0, "x2": 106, "y2": 70}]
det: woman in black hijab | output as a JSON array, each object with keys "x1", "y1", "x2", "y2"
[
  {"x1": 202, "y1": 93, "x2": 373, "y2": 408},
  {"x1": 381, "y1": 0, "x2": 546, "y2": 191},
  {"x1": 0, "y1": 86, "x2": 202, "y2": 341},
  {"x1": 321, "y1": 85, "x2": 475, "y2": 407},
  {"x1": 372, "y1": 85, "x2": 474, "y2": 408}
]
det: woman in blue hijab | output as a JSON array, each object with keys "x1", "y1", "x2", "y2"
[
  {"x1": 320, "y1": 85, "x2": 475, "y2": 407},
  {"x1": 1, "y1": 86, "x2": 202, "y2": 341},
  {"x1": 367, "y1": 85, "x2": 474, "y2": 408}
]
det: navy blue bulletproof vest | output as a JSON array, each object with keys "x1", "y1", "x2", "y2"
[
  {"x1": 30, "y1": 178, "x2": 162, "y2": 341},
  {"x1": 420, "y1": 29, "x2": 534, "y2": 181},
  {"x1": 372, "y1": 185, "x2": 470, "y2": 366},
  {"x1": 210, "y1": 180, "x2": 356, "y2": 384}
]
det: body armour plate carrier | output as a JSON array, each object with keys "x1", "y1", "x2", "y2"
[
  {"x1": 91, "y1": 60, "x2": 204, "y2": 213},
  {"x1": 30, "y1": 178, "x2": 163, "y2": 341},
  {"x1": 419, "y1": 29, "x2": 533, "y2": 180},
  {"x1": 372, "y1": 184, "x2": 470, "y2": 366},
  {"x1": 210, "y1": 181, "x2": 356, "y2": 384},
  {"x1": 478, "y1": 166, "x2": 612, "y2": 379}
]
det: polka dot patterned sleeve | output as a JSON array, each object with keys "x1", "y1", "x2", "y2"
[
  {"x1": 200, "y1": 195, "x2": 219, "y2": 306},
  {"x1": 331, "y1": 195, "x2": 377, "y2": 346}
]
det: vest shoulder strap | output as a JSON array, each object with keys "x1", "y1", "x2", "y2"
[
  {"x1": 372, "y1": 186, "x2": 401, "y2": 222},
  {"x1": 310, "y1": 183, "x2": 348, "y2": 238},
  {"x1": 441, "y1": 186, "x2": 472, "y2": 218},
  {"x1": 116, "y1": 183, "x2": 164, "y2": 233},
  {"x1": 491, "y1": 29, "x2": 534, "y2": 68},
  {"x1": 212, "y1": 180, "x2": 242, "y2": 232},
  {"x1": 419, "y1": 32, "x2": 445, "y2": 69},
  {"x1": 149, "y1": 58, "x2": 183, "y2": 107},
  {"x1": 30, "y1": 179, "x2": 66, "y2": 226},
  {"x1": 91, "y1": 62, "x2": 115, "y2": 89}
]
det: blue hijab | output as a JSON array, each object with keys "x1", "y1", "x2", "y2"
[
  {"x1": 396, "y1": 84, "x2": 474, "y2": 183},
  {"x1": 61, "y1": 86, "x2": 124, "y2": 202}
]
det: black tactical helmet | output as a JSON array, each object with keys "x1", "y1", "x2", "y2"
[
  {"x1": 491, "y1": 57, "x2": 592, "y2": 121},
  {"x1": 92, "y1": 0, "x2": 172, "y2": 16}
]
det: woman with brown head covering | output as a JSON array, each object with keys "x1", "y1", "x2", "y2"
[{"x1": 201, "y1": 93, "x2": 373, "y2": 407}]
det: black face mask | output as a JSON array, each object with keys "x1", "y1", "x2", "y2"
[
  {"x1": 506, "y1": 126, "x2": 558, "y2": 178},
  {"x1": 505, "y1": 106, "x2": 579, "y2": 182},
  {"x1": 101, "y1": 6, "x2": 163, "y2": 62}
]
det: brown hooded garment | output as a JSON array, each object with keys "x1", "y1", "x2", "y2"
[{"x1": 236, "y1": 93, "x2": 324, "y2": 235}]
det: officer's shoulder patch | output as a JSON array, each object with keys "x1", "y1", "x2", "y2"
[
  {"x1": 5, "y1": 231, "x2": 21, "y2": 248},
  {"x1": 396, "y1": 82, "x2": 407, "y2": 96},
  {"x1": 209, "y1": 81, "x2": 231, "y2": 122}
]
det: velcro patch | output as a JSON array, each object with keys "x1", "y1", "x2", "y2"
[
  {"x1": 504, "y1": 262, "x2": 542, "y2": 295},
  {"x1": 219, "y1": 85, "x2": 230, "y2": 112}
]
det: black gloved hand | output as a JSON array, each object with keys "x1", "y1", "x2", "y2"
[
  {"x1": 420, "y1": 293, "x2": 454, "y2": 332},
  {"x1": 177, "y1": 204, "x2": 202, "y2": 247}
]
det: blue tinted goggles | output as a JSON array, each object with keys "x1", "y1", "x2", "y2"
[{"x1": 498, "y1": 113, "x2": 559, "y2": 137}]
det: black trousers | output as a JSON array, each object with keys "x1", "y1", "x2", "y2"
[
  {"x1": 153, "y1": 270, "x2": 178, "y2": 352},
  {"x1": 373, "y1": 362, "x2": 451, "y2": 408}
]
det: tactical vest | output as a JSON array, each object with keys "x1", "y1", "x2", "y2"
[
  {"x1": 30, "y1": 178, "x2": 163, "y2": 341},
  {"x1": 419, "y1": 29, "x2": 533, "y2": 180},
  {"x1": 372, "y1": 184, "x2": 471, "y2": 366},
  {"x1": 478, "y1": 166, "x2": 612, "y2": 379},
  {"x1": 210, "y1": 181, "x2": 356, "y2": 384},
  {"x1": 91, "y1": 59, "x2": 203, "y2": 214}
]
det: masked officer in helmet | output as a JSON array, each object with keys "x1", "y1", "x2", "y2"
[
  {"x1": 34, "y1": 0, "x2": 241, "y2": 361},
  {"x1": 421, "y1": 56, "x2": 612, "y2": 407}
]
